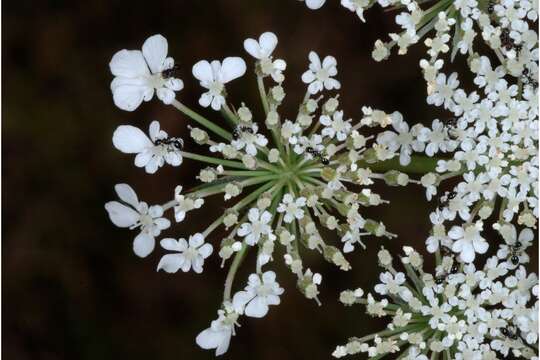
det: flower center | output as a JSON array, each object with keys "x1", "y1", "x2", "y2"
[{"x1": 209, "y1": 81, "x2": 224, "y2": 96}]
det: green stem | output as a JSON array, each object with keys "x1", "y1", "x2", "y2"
[
  {"x1": 257, "y1": 75, "x2": 270, "y2": 115},
  {"x1": 172, "y1": 100, "x2": 232, "y2": 141},
  {"x1": 181, "y1": 151, "x2": 246, "y2": 169}
]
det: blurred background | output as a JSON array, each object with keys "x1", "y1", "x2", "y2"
[{"x1": 3, "y1": 0, "x2": 537, "y2": 359}]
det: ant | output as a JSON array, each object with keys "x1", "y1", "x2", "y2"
[
  {"x1": 508, "y1": 241, "x2": 522, "y2": 265},
  {"x1": 487, "y1": 0, "x2": 496, "y2": 14},
  {"x1": 306, "y1": 146, "x2": 330, "y2": 165},
  {"x1": 155, "y1": 137, "x2": 184, "y2": 150},
  {"x1": 444, "y1": 117, "x2": 460, "y2": 139},
  {"x1": 437, "y1": 191, "x2": 456, "y2": 211},
  {"x1": 500, "y1": 327, "x2": 519, "y2": 340},
  {"x1": 232, "y1": 125, "x2": 254, "y2": 140},
  {"x1": 162, "y1": 64, "x2": 180, "y2": 79}
]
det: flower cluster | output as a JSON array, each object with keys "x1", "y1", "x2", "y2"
[
  {"x1": 334, "y1": 245, "x2": 538, "y2": 359},
  {"x1": 299, "y1": 1, "x2": 538, "y2": 358},
  {"x1": 104, "y1": 32, "x2": 426, "y2": 355}
]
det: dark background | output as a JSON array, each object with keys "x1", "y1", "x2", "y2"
[{"x1": 3, "y1": 0, "x2": 537, "y2": 359}]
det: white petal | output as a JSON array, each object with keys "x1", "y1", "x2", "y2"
[
  {"x1": 156, "y1": 87, "x2": 175, "y2": 104},
  {"x1": 259, "y1": 32, "x2": 278, "y2": 56},
  {"x1": 243, "y1": 38, "x2": 262, "y2": 59},
  {"x1": 199, "y1": 243, "x2": 213, "y2": 258},
  {"x1": 113, "y1": 125, "x2": 153, "y2": 154},
  {"x1": 157, "y1": 254, "x2": 185, "y2": 273},
  {"x1": 160, "y1": 237, "x2": 187, "y2": 251},
  {"x1": 301, "y1": 70, "x2": 316, "y2": 84},
  {"x1": 305, "y1": 0, "x2": 326, "y2": 9},
  {"x1": 109, "y1": 50, "x2": 149, "y2": 77},
  {"x1": 189, "y1": 233, "x2": 205, "y2": 247},
  {"x1": 133, "y1": 232, "x2": 155, "y2": 258},
  {"x1": 105, "y1": 201, "x2": 139, "y2": 227},
  {"x1": 134, "y1": 151, "x2": 153, "y2": 168},
  {"x1": 196, "y1": 328, "x2": 230, "y2": 356},
  {"x1": 192, "y1": 60, "x2": 214, "y2": 82},
  {"x1": 245, "y1": 296, "x2": 269, "y2": 318},
  {"x1": 111, "y1": 79, "x2": 151, "y2": 111},
  {"x1": 220, "y1": 57, "x2": 246, "y2": 83},
  {"x1": 233, "y1": 291, "x2": 253, "y2": 312},
  {"x1": 142, "y1": 34, "x2": 168, "y2": 74},
  {"x1": 114, "y1": 183, "x2": 139, "y2": 208}
]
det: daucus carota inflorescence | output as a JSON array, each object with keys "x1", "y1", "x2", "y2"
[
  {"x1": 104, "y1": 32, "x2": 432, "y2": 356},
  {"x1": 300, "y1": 0, "x2": 539, "y2": 358}
]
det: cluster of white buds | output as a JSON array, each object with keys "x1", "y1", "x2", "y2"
[
  {"x1": 103, "y1": 32, "x2": 435, "y2": 356},
  {"x1": 334, "y1": 245, "x2": 538, "y2": 359}
]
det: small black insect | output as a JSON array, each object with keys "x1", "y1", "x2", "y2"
[
  {"x1": 162, "y1": 64, "x2": 180, "y2": 79},
  {"x1": 155, "y1": 137, "x2": 184, "y2": 150},
  {"x1": 501, "y1": 327, "x2": 519, "y2": 340},
  {"x1": 306, "y1": 146, "x2": 330, "y2": 165},
  {"x1": 437, "y1": 191, "x2": 456, "y2": 211},
  {"x1": 435, "y1": 276, "x2": 446, "y2": 285},
  {"x1": 450, "y1": 264, "x2": 459, "y2": 274},
  {"x1": 232, "y1": 126, "x2": 254, "y2": 139},
  {"x1": 508, "y1": 241, "x2": 522, "y2": 265},
  {"x1": 500, "y1": 28, "x2": 513, "y2": 51},
  {"x1": 487, "y1": 0, "x2": 495, "y2": 13},
  {"x1": 441, "y1": 246, "x2": 453, "y2": 257}
]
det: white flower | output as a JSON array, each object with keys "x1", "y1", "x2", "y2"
[
  {"x1": 104, "y1": 184, "x2": 170, "y2": 257},
  {"x1": 427, "y1": 72, "x2": 459, "y2": 110},
  {"x1": 301, "y1": 51, "x2": 341, "y2": 94},
  {"x1": 232, "y1": 271, "x2": 284, "y2": 318},
  {"x1": 277, "y1": 194, "x2": 307, "y2": 223},
  {"x1": 320, "y1": 110, "x2": 352, "y2": 141},
  {"x1": 377, "y1": 113, "x2": 424, "y2": 165},
  {"x1": 173, "y1": 185, "x2": 204, "y2": 222},
  {"x1": 109, "y1": 34, "x2": 183, "y2": 111},
  {"x1": 244, "y1": 32, "x2": 286, "y2": 82},
  {"x1": 192, "y1": 57, "x2": 246, "y2": 110},
  {"x1": 374, "y1": 271, "x2": 406, "y2": 295},
  {"x1": 157, "y1": 233, "x2": 213, "y2": 274},
  {"x1": 231, "y1": 123, "x2": 268, "y2": 156},
  {"x1": 196, "y1": 306, "x2": 239, "y2": 356},
  {"x1": 300, "y1": 0, "x2": 326, "y2": 9},
  {"x1": 237, "y1": 208, "x2": 274, "y2": 245},
  {"x1": 112, "y1": 120, "x2": 183, "y2": 174},
  {"x1": 448, "y1": 223, "x2": 489, "y2": 263}
]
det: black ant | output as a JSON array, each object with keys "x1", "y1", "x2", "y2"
[
  {"x1": 508, "y1": 241, "x2": 522, "y2": 265},
  {"x1": 162, "y1": 64, "x2": 180, "y2": 79},
  {"x1": 437, "y1": 191, "x2": 456, "y2": 211},
  {"x1": 522, "y1": 68, "x2": 538, "y2": 89},
  {"x1": 487, "y1": 0, "x2": 496, "y2": 14},
  {"x1": 501, "y1": 327, "x2": 519, "y2": 340},
  {"x1": 444, "y1": 117, "x2": 460, "y2": 139},
  {"x1": 435, "y1": 275, "x2": 446, "y2": 285},
  {"x1": 500, "y1": 28, "x2": 513, "y2": 51},
  {"x1": 155, "y1": 137, "x2": 183, "y2": 150},
  {"x1": 306, "y1": 146, "x2": 330, "y2": 165},
  {"x1": 232, "y1": 126, "x2": 254, "y2": 140}
]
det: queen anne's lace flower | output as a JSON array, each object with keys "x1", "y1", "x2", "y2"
[
  {"x1": 113, "y1": 120, "x2": 183, "y2": 174},
  {"x1": 105, "y1": 184, "x2": 170, "y2": 257},
  {"x1": 192, "y1": 57, "x2": 246, "y2": 110},
  {"x1": 232, "y1": 271, "x2": 284, "y2": 318},
  {"x1": 106, "y1": 30, "x2": 421, "y2": 356},
  {"x1": 109, "y1": 34, "x2": 183, "y2": 111},
  {"x1": 157, "y1": 233, "x2": 213, "y2": 274},
  {"x1": 302, "y1": 51, "x2": 341, "y2": 94}
]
